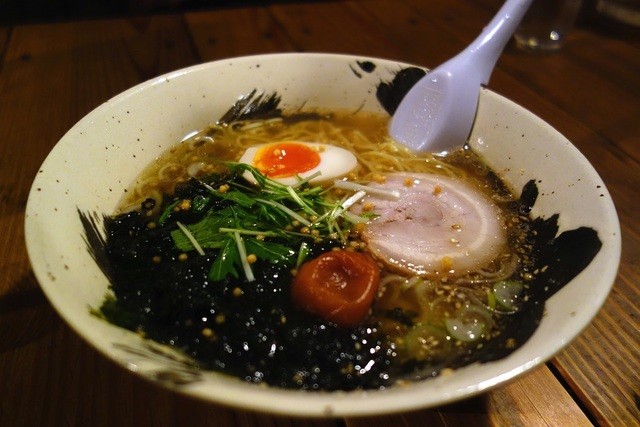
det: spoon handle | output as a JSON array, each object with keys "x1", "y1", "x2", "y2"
[{"x1": 470, "y1": 0, "x2": 534, "y2": 84}]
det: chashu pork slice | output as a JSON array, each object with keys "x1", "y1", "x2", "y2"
[{"x1": 350, "y1": 172, "x2": 507, "y2": 277}]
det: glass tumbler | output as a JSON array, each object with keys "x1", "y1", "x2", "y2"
[{"x1": 514, "y1": 0, "x2": 583, "y2": 52}]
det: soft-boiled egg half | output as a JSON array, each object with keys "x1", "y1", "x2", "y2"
[{"x1": 238, "y1": 141, "x2": 358, "y2": 185}]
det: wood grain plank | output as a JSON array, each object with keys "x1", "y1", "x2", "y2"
[
  {"x1": 498, "y1": 39, "x2": 640, "y2": 165},
  {"x1": 0, "y1": 26, "x2": 9, "y2": 55},
  {"x1": 185, "y1": 7, "x2": 295, "y2": 60},
  {"x1": 268, "y1": 0, "x2": 462, "y2": 64},
  {"x1": 552, "y1": 277, "x2": 640, "y2": 426},
  {"x1": 345, "y1": 366, "x2": 592, "y2": 427},
  {"x1": 485, "y1": 366, "x2": 593, "y2": 426}
]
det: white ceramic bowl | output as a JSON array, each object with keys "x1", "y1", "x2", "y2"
[{"x1": 25, "y1": 53, "x2": 620, "y2": 417}]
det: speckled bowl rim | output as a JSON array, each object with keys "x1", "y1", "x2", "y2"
[{"x1": 24, "y1": 53, "x2": 621, "y2": 417}]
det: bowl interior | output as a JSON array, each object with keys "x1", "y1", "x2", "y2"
[{"x1": 25, "y1": 53, "x2": 620, "y2": 417}]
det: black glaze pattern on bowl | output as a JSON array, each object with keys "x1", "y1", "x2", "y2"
[
  {"x1": 446, "y1": 179, "x2": 602, "y2": 371},
  {"x1": 78, "y1": 62, "x2": 602, "y2": 389}
]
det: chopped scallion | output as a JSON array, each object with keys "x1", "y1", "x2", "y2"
[
  {"x1": 218, "y1": 227, "x2": 278, "y2": 237},
  {"x1": 333, "y1": 180, "x2": 400, "y2": 199},
  {"x1": 176, "y1": 221, "x2": 205, "y2": 256},
  {"x1": 296, "y1": 242, "x2": 309, "y2": 268},
  {"x1": 233, "y1": 231, "x2": 255, "y2": 282},
  {"x1": 255, "y1": 198, "x2": 311, "y2": 226},
  {"x1": 286, "y1": 186, "x2": 318, "y2": 216},
  {"x1": 290, "y1": 170, "x2": 322, "y2": 188},
  {"x1": 340, "y1": 190, "x2": 367, "y2": 210}
]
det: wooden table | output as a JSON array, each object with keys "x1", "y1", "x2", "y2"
[{"x1": 1, "y1": 0, "x2": 638, "y2": 425}]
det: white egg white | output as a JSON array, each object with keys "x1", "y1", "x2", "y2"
[{"x1": 238, "y1": 141, "x2": 358, "y2": 186}]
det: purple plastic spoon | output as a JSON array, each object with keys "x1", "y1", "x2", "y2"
[{"x1": 390, "y1": 0, "x2": 534, "y2": 153}]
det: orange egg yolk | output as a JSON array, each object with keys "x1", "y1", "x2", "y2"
[{"x1": 252, "y1": 142, "x2": 321, "y2": 178}]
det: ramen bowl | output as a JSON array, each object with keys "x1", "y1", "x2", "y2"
[{"x1": 25, "y1": 53, "x2": 620, "y2": 417}]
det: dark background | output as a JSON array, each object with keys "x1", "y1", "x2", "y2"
[
  {"x1": 3, "y1": 0, "x2": 638, "y2": 38},
  {"x1": 0, "y1": 0, "x2": 320, "y2": 24}
]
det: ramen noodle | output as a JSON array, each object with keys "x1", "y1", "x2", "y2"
[{"x1": 98, "y1": 111, "x2": 535, "y2": 390}]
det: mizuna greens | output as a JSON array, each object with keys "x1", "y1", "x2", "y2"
[{"x1": 166, "y1": 162, "x2": 374, "y2": 282}]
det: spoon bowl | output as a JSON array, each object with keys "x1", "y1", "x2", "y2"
[{"x1": 390, "y1": 0, "x2": 534, "y2": 153}]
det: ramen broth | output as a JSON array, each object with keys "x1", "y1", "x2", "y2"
[{"x1": 100, "y1": 111, "x2": 533, "y2": 390}]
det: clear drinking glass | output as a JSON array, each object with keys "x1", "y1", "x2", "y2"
[{"x1": 514, "y1": 0, "x2": 583, "y2": 52}]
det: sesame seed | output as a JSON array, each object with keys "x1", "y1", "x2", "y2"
[{"x1": 353, "y1": 222, "x2": 366, "y2": 233}]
